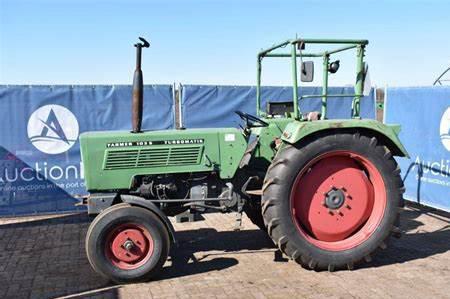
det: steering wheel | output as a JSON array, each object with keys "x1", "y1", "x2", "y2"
[{"x1": 235, "y1": 111, "x2": 269, "y2": 127}]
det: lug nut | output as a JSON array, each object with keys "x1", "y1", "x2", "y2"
[{"x1": 123, "y1": 240, "x2": 134, "y2": 251}]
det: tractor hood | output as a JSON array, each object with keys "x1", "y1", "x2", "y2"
[{"x1": 79, "y1": 128, "x2": 247, "y2": 191}]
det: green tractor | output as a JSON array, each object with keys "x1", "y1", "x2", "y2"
[{"x1": 81, "y1": 37, "x2": 407, "y2": 283}]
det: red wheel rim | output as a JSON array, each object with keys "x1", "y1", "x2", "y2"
[
  {"x1": 105, "y1": 223, "x2": 154, "y2": 270},
  {"x1": 290, "y1": 150, "x2": 386, "y2": 251}
]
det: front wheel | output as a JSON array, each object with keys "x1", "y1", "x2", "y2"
[
  {"x1": 262, "y1": 131, "x2": 404, "y2": 271},
  {"x1": 85, "y1": 204, "x2": 170, "y2": 283}
]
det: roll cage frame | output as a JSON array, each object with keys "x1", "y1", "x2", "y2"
[{"x1": 256, "y1": 38, "x2": 369, "y2": 120}]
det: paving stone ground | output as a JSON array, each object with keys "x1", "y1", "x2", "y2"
[{"x1": 0, "y1": 203, "x2": 449, "y2": 299}]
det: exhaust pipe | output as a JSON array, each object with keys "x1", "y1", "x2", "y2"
[{"x1": 131, "y1": 37, "x2": 150, "y2": 133}]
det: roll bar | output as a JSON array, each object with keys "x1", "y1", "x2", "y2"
[{"x1": 256, "y1": 38, "x2": 368, "y2": 120}]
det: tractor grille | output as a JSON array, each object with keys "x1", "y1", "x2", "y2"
[{"x1": 104, "y1": 146, "x2": 203, "y2": 170}]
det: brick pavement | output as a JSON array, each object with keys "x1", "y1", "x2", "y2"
[{"x1": 0, "y1": 204, "x2": 449, "y2": 299}]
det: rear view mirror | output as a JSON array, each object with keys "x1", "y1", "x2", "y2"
[{"x1": 301, "y1": 61, "x2": 314, "y2": 82}]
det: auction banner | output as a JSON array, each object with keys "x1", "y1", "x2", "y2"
[
  {"x1": 0, "y1": 85, "x2": 174, "y2": 216},
  {"x1": 181, "y1": 85, "x2": 375, "y2": 128},
  {"x1": 385, "y1": 87, "x2": 450, "y2": 212}
]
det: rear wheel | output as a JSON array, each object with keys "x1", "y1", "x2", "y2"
[
  {"x1": 86, "y1": 204, "x2": 170, "y2": 283},
  {"x1": 262, "y1": 131, "x2": 404, "y2": 270}
]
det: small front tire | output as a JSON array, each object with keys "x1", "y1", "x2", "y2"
[{"x1": 86, "y1": 204, "x2": 170, "y2": 283}]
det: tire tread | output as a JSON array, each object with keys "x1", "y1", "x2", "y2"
[{"x1": 262, "y1": 131, "x2": 404, "y2": 271}]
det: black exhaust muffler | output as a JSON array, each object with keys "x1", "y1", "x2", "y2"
[{"x1": 131, "y1": 37, "x2": 150, "y2": 133}]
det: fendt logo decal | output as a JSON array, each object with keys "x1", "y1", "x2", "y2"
[
  {"x1": 440, "y1": 107, "x2": 450, "y2": 152},
  {"x1": 27, "y1": 105, "x2": 79, "y2": 155}
]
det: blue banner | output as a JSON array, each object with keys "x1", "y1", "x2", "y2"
[
  {"x1": 0, "y1": 85, "x2": 174, "y2": 216},
  {"x1": 385, "y1": 87, "x2": 450, "y2": 212},
  {"x1": 181, "y1": 85, "x2": 375, "y2": 128}
]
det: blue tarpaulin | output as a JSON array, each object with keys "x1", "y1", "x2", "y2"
[
  {"x1": 4, "y1": 84, "x2": 449, "y2": 214},
  {"x1": 0, "y1": 85, "x2": 174, "y2": 216},
  {"x1": 181, "y1": 85, "x2": 375, "y2": 128},
  {"x1": 385, "y1": 87, "x2": 450, "y2": 212}
]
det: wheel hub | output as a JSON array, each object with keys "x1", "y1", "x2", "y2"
[
  {"x1": 105, "y1": 224, "x2": 154, "y2": 270},
  {"x1": 292, "y1": 154, "x2": 377, "y2": 244},
  {"x1": 123, "y1": 239, "x2": 135, "y2": 251},
  {"x1": 324, "y1": 187, "x2": 345, "y2": 210}
]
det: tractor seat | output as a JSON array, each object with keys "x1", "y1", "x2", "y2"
[
  {"x1": 266, "y1": 101, "x2": 294, "y2": 117},
  {"x1": 266, "y1": 101, "x2": 321, "y2": 120}
]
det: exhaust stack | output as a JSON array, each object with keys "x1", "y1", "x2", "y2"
[{"x1": 131, "y1": 37, "x2": 150, "y2": 133}]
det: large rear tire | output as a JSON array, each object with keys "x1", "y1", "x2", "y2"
[
  {"x1": 262, "y1": 131, "x2": 404, "y2": 270},
  {"x1": 86, "y1": 204, "x2": 170, "y2": 283}
]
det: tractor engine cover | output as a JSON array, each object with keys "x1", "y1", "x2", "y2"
[{"x1": 79, "y1": 128, "x2": 247, "y2": 192}]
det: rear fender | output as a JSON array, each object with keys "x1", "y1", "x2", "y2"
[{"x1": 280, "y1": 119, "x2": 409, "y2": 158}]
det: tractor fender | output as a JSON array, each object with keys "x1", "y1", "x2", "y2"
[
  {"x1": 120, "y1": 194, "x2": 177, "y2": 245},
  {"x1": 280, "y1": 119, "x2": 409, "y2": 158}
]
